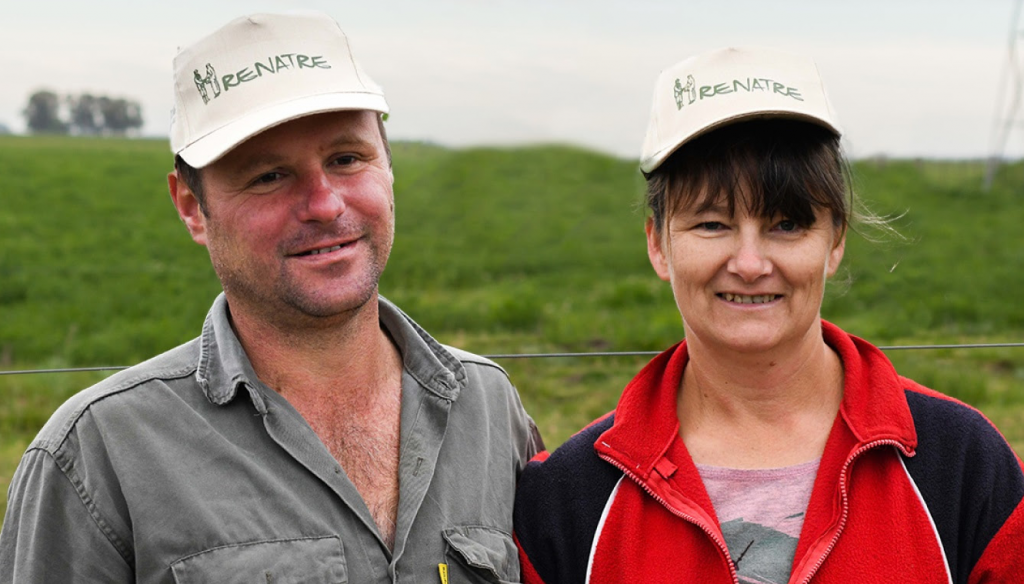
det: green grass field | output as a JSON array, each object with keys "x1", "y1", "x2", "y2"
[{"x1": 2, "y1": 136, "x2": 1023, "y2": 524}]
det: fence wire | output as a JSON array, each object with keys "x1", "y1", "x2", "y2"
[{"x1": 2, "y1": 342, "x2": 1023, "y2": 376}]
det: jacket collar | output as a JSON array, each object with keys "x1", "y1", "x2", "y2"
[
  {"x1": 195, "y1": 293, "x2": 465, "y2": 406},
  {"x1": 822, "y1": 320, "x2": 916, "y2": 450},
  {"x1": 596, "y1": 320, "x2": 917, "y2": 480}
]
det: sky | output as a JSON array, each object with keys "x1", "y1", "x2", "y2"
[{"x1": 2, "y1": 0, "x2": 1021, "y2": 159}]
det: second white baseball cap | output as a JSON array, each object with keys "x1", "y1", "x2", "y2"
[{"x1": 640, "y1": 47, "x2": 841, "y2": 174}]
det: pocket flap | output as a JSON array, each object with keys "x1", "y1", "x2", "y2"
[
  {"x1": 170, "y1": 536, "x2": 347, "y2": 584},
  {"x1": 442, "y1": 525, "x2": 517, "y2": 580}
]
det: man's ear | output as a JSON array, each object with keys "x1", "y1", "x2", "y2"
[
  {"x1": 646, "y1": 217, "x2": 671, "y2": 282},
  {"x1": 167, "y1": 170, "x2": 208, "y2": 246}
]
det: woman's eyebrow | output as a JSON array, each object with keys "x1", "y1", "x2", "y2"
[{"x1": 693, "y1": 202, "x2": 731, "y2": 215}]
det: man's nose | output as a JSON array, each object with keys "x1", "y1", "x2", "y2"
[{"x1": 298, "y1": 171, "x2": 346, "y2": 223}]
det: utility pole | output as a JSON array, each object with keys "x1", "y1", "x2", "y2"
[{"x1": 985, "y1": 0, "x2": 1024, "y2": 190}]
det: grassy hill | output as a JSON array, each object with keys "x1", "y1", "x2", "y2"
[{"x1": 2, "y1": 135, "x2": 1023, "y2": 522}]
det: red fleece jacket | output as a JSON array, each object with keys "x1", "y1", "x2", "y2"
[{"x1": 514, "y1": 321, "x2": 1024, "y2": 584}]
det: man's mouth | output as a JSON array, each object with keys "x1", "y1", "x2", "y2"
[
  {"x1": 719, "y1": 293, "x2": 781, "y2": 305},
  {"x1": 295, "y1": 243, "x2": 348, "y2": 257}
]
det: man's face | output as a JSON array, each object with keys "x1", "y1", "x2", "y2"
[{"x1": 171, "y1": 110, "x2": 394, "y2": 328}]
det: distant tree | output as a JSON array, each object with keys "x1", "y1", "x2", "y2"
[
  {"x1": 67, "y1": 93, "x2": 101, "y2": 135},
  {"x1": 23, "y1": 91, "x2": 144, "y2": 137},
  {"x1": 23, "y1": 90, "x2": 68, "y2": 134},
  {"x1": 97, "y1": 97, "x2": 144, "y2": 136}
]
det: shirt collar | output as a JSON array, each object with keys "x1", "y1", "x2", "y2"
[
  {"x1": 377, "y1": 296, "x2": 464, "y2": 401},
  {"x1": 195, "y1": 293, "x2": 256, "y2": 405},
  {"x1": 194, "y1": 293, "x2": 465, "y2": 406}
]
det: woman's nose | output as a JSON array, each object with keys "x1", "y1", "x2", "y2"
[{"x1": 727, "y1": 235, "x2": 773, "y2": 282}]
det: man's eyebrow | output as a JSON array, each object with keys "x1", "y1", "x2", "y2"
[
  {"x1": 322, "y1": 132, "x2": 376, "y2": 152},
  {"x1": 233, "y1": 153, "x2": 287, "y2": 178},
  {"x1": 230, "y1": 132, "x2": 375, "y2": 177}
]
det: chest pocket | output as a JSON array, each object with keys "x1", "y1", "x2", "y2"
[
  {"x1": 170, "y1": 536, "x2": 347, "y2": 584},
  {"x1": 443, "y1": 526, "x2": 520, "y2": 584}
]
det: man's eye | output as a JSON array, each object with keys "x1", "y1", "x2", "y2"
[
  {"x1": 252, "y1": 172, "x2": 283, "y2": 185},
  {"x1": 332, "y1": 155, "x2": 358, "y2": 166}
]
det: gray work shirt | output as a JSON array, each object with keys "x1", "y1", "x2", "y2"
[{"x1": 0, "y1": 294, "x2": 542, "y2": 583}]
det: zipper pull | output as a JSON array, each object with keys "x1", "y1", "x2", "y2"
[{"x1": 655, "y1": 458, "x2": 678, "y2": 479}]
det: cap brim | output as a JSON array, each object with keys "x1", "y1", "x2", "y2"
[
  {"x1": 177, "y1": 92, "x2": 389, "y2": 168},
  {"x1": 639, "y1": 109, "x2": 842, "y2": 174}
]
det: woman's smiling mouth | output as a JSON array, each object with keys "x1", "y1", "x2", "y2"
[{"x1": 718, "y1": 293, "x2": 782, "y2": 304}]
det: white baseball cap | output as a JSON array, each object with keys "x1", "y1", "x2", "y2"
[
  {"x1": 640, "y1": 47, "x2": 841, "y2": 174},
  {"x1": 170, "y1": 12, "x2": 389, "y2": 168}
]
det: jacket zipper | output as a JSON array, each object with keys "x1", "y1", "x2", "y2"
[
  {"x1": 601, "y1": 438, "x2": 913, "y2": 584},
  {"x1": 597, "y1": 451, "x2": 741, "y2": 584},
  {"x1": 796, "y1": 439, "x2": 913, "y2": 584}
]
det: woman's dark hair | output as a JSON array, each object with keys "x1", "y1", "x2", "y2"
[{"x1": 645, "y1": 119, "x2": 851, "y2": 237}]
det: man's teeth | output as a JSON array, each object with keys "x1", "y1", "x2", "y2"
[
  {"x1": 722, "y1": 293, "x2": 778, "y2": 304},
  {"x1": 306, "y1": 244, "x2": 343, "y2": 256}
]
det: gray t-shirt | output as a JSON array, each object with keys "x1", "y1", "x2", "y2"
[{"x1": 0, "y1": 294, "x2": 542, "y2": 583}]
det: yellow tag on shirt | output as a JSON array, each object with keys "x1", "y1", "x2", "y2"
[{"x1": 438, "y1": 563, "x2": 449, "y2": 584}]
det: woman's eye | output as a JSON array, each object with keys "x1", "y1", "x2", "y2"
[
  {"x1": 698, "y1": 221, "x2": 725, "y2": 231},
  {"x1": 777, "y1": 219, "x2": 798, "y2": 232}
]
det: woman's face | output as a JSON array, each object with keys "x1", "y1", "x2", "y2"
[{"x1": 646, "y1": 190, "x2": 845, "y2": 357}]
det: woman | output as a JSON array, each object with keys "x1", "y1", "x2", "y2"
[{"x1": 513, "y1": 47, "x2": 1024, "y2": 584}]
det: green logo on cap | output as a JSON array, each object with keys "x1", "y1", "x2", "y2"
[
  {"x1": 674, "y1": 75, "x2": 696, "y2": 110},
  {"x1": 194, "y1": 64, "x2": 221, "y2": 105},
  {"x1": 194, "y1": 54, "x2": 332, "y2": 105},
  {"x1": 674, "y1": 75, "x2": 805, "y2": 110}
]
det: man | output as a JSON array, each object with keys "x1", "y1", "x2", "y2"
[{"x1": 0, "y1": 12, "x2": 541, "y2": 583}]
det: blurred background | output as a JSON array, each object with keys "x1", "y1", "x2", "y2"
[
  {"x1": 3, "y1": 0, "x2": 1024, "y2": 523},
  {"x1": 4, "y1": 0, "x2": 1024, "y2": 158}
]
